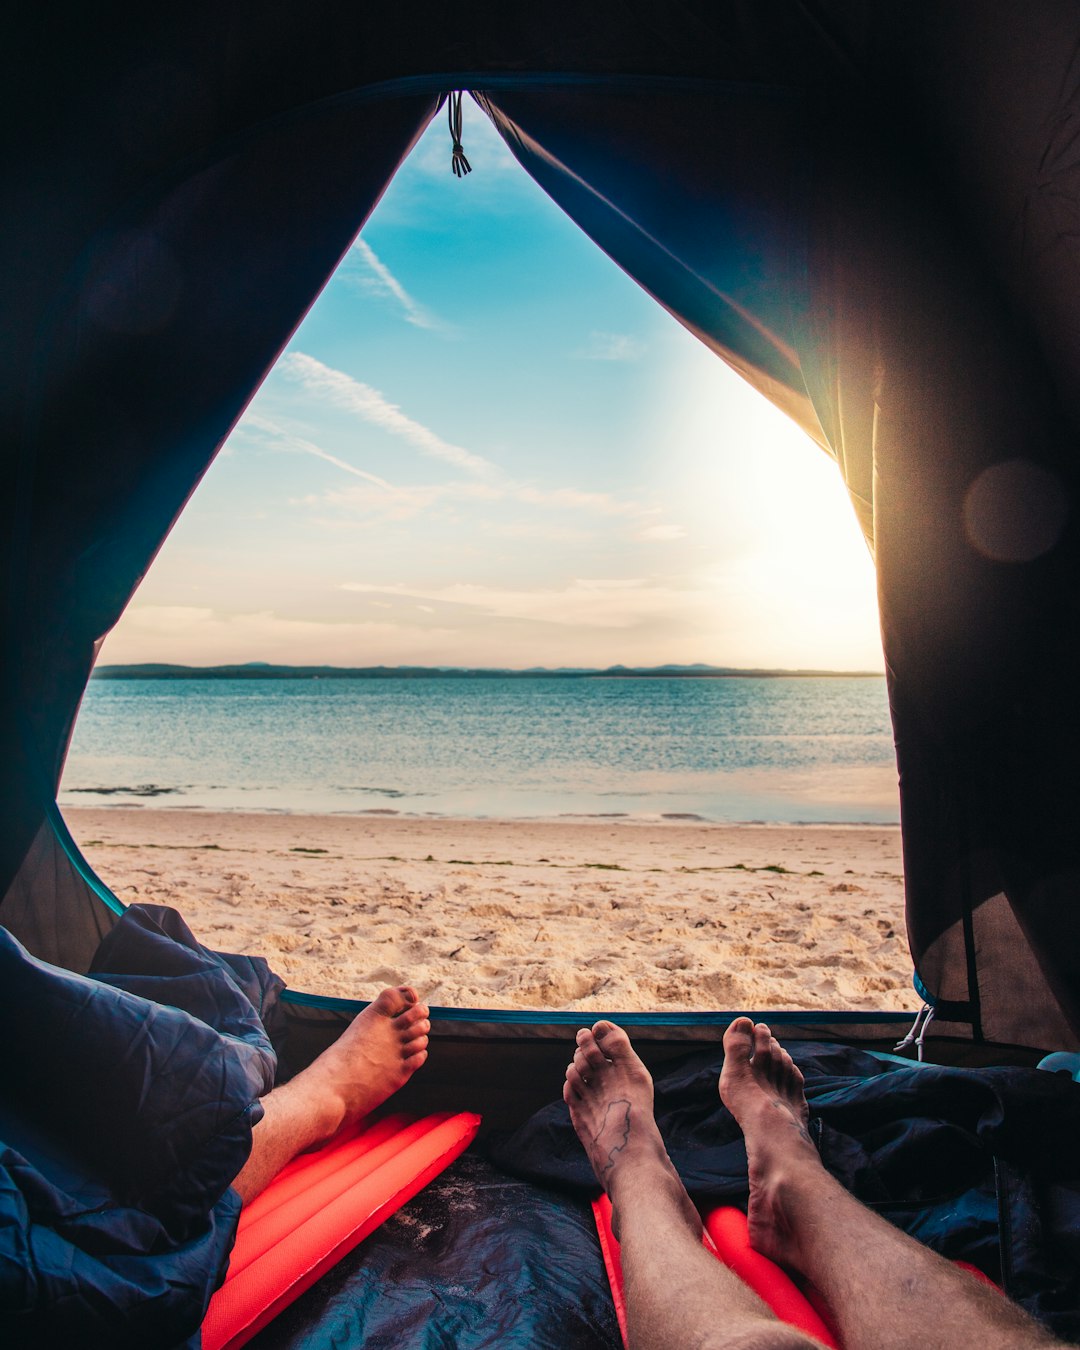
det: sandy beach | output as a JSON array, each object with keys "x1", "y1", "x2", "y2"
[{"x1": 66, "y1": 808, "x2": 916, "y2": 1013}]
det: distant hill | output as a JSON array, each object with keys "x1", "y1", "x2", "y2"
[{"x1": 91, "y1": 662, "x2": 883, "y2": 680}]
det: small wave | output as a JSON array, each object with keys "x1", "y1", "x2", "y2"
[
  {"x1": 69, "y1": 784, "x2": 182, "y2": 797},
  {"x1": 661, "y1": 812, "x2": 707, "y2": 821}
]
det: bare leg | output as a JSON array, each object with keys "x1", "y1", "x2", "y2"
[
  {"x1": 233, "y1": 986, "x2": 430, "y2": 1202},
  {"x1": 565, "y1": 1021, "x2": 821, "y2": 1350},
  {"x1": 720, "y1": 1018, "x2": 1063, "y2": 1350}
]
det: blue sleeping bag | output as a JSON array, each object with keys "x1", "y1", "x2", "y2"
[{"x1": 0, "y1": 906, "x2": 282, "y2": 1349}]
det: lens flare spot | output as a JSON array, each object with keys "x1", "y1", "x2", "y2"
[{"x1": 962, "y1": 459, "x2": 1068, "y2": 563}]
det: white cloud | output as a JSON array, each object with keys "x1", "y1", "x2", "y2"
[
  {"x1": 245, "y1": 361, "x2": 684, "y2": 538},
  {"x1": 97, "y1": 604, "x2": 462, "y2": 668},
  {"x1": 638, "y1": 523, "x2": 687, "y2": 541},
  {"x1": 478, "y1": 519, "x2": 591, "y2": 542},
  {"x1": 318, "y1": 477, "x2": 644, "y2": 518},
  {"x1": 512, "y1": 485, "x2": 642, "y2": 517},
  {"x1": 307, "y1": 477, "x2": 669, "y2": 534},
  {"x1": 576, "y1": 331, "x2": 646, "y2": 362},
  {"x1": 339, "y1": 577, "x2": 710, "y2": 629},
  {"x1": 238, "y1": 411, "x2": 498, "y2": 521},
  {"x1": 352, "y1": 239, "x2": 440, "y2": 330},
  {"x1": 244, "y1": 399, "x2": 663, "y2": 528},
  {"x1": 280, "y1": 352, "x2": 494, "y2": 477},
  {"x1": 242, "y1": 412, "x2": 398, "y2": 491},
  {"x1": 308, "y1": 478, "x2": 503, "y2": 523},
  {"x1": 117, "y1": 604, "x2": 216, "y2": 632}
]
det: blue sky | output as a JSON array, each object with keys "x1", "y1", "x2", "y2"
[{"x1": 99, "y1": 103, "x2": 884, "y2": 672}]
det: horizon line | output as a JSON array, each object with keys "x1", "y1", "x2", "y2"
[{"x1": 92, "y1": 660, "x2": 886, "y2": 679}]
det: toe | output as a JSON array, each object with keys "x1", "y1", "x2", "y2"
[
  {"x1": 593, "y1": 1021, "x2": 631, "y2": 1059},
  {"x1": 722, "y1": 1017, "x2": 755, "y2": 1067},
  {"x1": 765, "y1": 1034, "x2": 785, "y2": 1079},
  {"x1": 371, "y1": 987, "x2": 410, "y2": 1017},
  {"x1": 565, "y1": 1064, "x2": 586, "y2": 1100},
  {"x1": 579, "y1": 1037, "x2": 608, "y2": 1072},
  {"x1": 751, "y1": 1025, "x2": 783, "y2": 1084},
  {"x1": 392, "y1": 986, "x2": 421, "y2": 1014},
  {"x1": 402, "y1": 1026, "x2": 430, "y2": 1054},
  {"x1": 574, "y1": 1043, "x2": 604, "y2": 1078}
]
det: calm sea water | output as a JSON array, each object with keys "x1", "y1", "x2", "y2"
[{"x1": 59, "y1": 676, "x2": 899, "y2": 824}]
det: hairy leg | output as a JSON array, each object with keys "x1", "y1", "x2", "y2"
[
  {"x1": 233, "y1": 985, "x2": 429, "y2": 1202},
  {"x1": 719, "y1": 1018, "x2": 1063, "y2": 1350},
  {"x1": 566, "y1": 1021, "x2": 821, "y2": 1350}
]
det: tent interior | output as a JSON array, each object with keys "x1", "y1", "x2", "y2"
[{"x1": 4, "y1": 3, "x2": 1080, "y2": 1346}]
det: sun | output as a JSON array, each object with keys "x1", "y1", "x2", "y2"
[{"x1": 656, "y1": 338, "x2": 883, "y2": 671}]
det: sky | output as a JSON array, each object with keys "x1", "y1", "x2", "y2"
[{"x1": 98, "y1": 102, "x2": 885, "y2": 673}]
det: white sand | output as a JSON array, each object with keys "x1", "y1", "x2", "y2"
[{"x1": 66, "y1": 808, "x2": 917, "y2": 1013}]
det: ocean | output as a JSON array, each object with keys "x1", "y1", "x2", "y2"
[{"x1": 59, "y1": 675, "x2": 898, "y2": 824}]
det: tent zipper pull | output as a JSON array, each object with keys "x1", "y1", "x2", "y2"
[
  {"x1": 448, "y1": 91, "x2": 472, "y2": 177},
  {"x1": 894, "y1": 1002, "x2": 933, "y2": 1057}
]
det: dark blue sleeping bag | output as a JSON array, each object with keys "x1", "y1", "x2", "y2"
[
  {"x1": 492, "y1": 1042, "x2": 1080, "y2": 1343},
  {"x1": 0, "y1": 906, "x2": 282, "y2": 1349}
]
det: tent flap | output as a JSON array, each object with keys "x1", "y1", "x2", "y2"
[{"x1": 3, "y1": 3, "x2": 1080, "y2": 1050}]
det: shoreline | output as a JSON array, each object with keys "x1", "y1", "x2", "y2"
[
  {"x1": 61, "y1": 799, "x2": 899, "y2": 828},
  {"x1": 66, "y1": 807, "x2": 916, "y2": 1013}
]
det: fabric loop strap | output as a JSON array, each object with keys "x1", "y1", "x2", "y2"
[{"x1": 448, "y1": 90, "x2": 472, "y2": 176}]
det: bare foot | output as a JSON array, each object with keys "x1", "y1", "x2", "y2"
[
  {"x1": 564, "y1": 1021, "x2": 701, "y2": 1238},
  {"x1": 719, "y1": 1017, "x2": 820, "y2": 1268},
  {"x1": 307, "y1": 985, "x2": 430, "y2": 1134}
]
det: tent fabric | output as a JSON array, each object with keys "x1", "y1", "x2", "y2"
[
  {"x1": 3, "y1": 4, "x2": 1080, "y2": 1054},
  {"x1": 0, "y1": 906, "x2": 281, "y2": 1348},
  {"x1": 1, "y1": 82, "x2": 439, "y2": 926},
  {"x1": 0, "y1": 814, "x2": 120, "y2": 975},
  {"x1": 491, "y1": 1042, "x2": 1080, "y2": 1342}
]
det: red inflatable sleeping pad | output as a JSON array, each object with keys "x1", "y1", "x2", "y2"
[
  {"x1": 202, "y1": 1109, "x2": 481, "y2": 1350},
  {"x1": 593, "y1": 1193, "x2": 1001, "y2": 1349}
]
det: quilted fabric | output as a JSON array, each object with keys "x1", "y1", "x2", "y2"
[{"x1": 0, "y1": 907, "x2": 280, "y2": 1349}]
